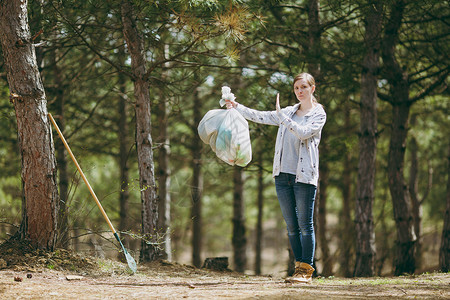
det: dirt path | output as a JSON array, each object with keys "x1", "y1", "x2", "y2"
[
  {"x1": 0, "y1": 241, "x2": 448, "y2": 299},
  {"x1": 1, "y1": 262, "x2": 449, "y2": 299}
]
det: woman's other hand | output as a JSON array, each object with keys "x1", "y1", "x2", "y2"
[{"x1": 276, "y1": 93, "x2": 281, "y2": 113}]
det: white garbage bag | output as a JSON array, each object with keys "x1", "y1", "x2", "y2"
[{"x1": 198, "y1": 87, "x2": 252, "y2": 167}]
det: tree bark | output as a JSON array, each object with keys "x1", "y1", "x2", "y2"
[
  {"x1": 156, "y1": 44, "x2": 172, "y2": 261},
  {"x1": 389, "y1": 102, "x2": 416, "y2": 275},
  {"x1": 254, "y1": 149, "x2": 264, "y2": 275},
  {"x1": 317, "y1": 144, "x2": 331, "y2": 275},
  {"x1": 339, "y1": 108, "x2": 355, "y2": 277},
  {"x1": 51, "y1": 48, "x2": 69, "y2": 249},
  {"x1": 375, "y1": 188, "x2": 390, "y2": 276},
  {"x1": 408, "y1": 114, "x2": 428, "y2": 271},
  {"x1": 440, "y1": 144, "x2": 450, "y2": 272},
  {"x1": 381, "y1": 0, "x2": 416, "y2": 275},
  {"x1": 0, "y1": 0, "x2": 59, "y2": 249},
  {"x1": 306, "y1": 0, "x2": 321, "y2": 71},
  {"x1": 117, "y1": 45, "x2": 130, "y2": 250},
  {"x1": 121, "y1": 0, "x2": 159, "y2": 261},
  {"x1": 232, "y1": 166, "x2": 247, "y2": 273},
  {"x1": 354, "y1": 0, "x2": 382, "y2": 277},
  {"x1": 191, "y1": 83, "x2": 203, "y2": 268}
]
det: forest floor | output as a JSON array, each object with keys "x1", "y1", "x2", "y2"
[{"x1": 0, "y1": 240, "x2": 449, "y2": 299}]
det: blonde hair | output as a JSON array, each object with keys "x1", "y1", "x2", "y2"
[{"x1": 293, "y1": 72, "x2": 318, "y2": 103}]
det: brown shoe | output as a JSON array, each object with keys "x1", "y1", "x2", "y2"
[{"x1": 285, "y1": 262, "x2": 314, "y2": 284}]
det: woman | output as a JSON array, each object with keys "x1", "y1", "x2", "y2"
[{"x1": 225, "y1": 73, "x2": 326, "y2": 283}]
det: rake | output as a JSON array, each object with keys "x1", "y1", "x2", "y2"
[{"x1": 48, "y1": 113, "x2": 137, "y2": 274}]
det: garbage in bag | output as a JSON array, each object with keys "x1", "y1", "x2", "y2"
[{"x1": 198, "y1": 86, "x2": 252, "y2": 167}]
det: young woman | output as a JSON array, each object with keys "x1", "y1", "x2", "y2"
[{"x1": 225, "y1": 73, "x2": 326, "y2": 283}]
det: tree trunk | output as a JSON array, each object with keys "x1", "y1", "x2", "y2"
[
  {"x1": 51, "y1": 49, "x2": 70, "y2": 249},
  {"x1": 317, "y1": 145, "x2": 331, "y2": 276},
  {"x1": 121, "y1": 0, "x2": 159, "y2": 262},
  {"x1": 287, "y1": 246, "x2": 295, "y2": 276},
  {"x1": 117, "y1": 45, "x2": 130, "y2": 249},
  {"x1": 232, "y1": 166, "x2": 247, "y2": 273},
  {"x1": 339, "y1": 108, "x2": 354, "y2": 277},
  {"x1": 375, "y1": 188, "x2": 390, "y2": 276},
  {"x1": 440, "y1": 144, "x2": 450, "y2": 271},
  {"x1": 389, "y1": 102, "x2": 416, "y2": 275},
  {"x1": 408, "y1": 116, "x2": 423, "y2": 271},
  {"x1": 354, "y1": 0, "x2": 382, "y2": 277},
  {"x1": 381, "y1": 0, "x2": 416, "y2": 275},
  {"x1": 306, "y1": 0, "x2": 331, "y2": 276},
  {"x1": 156, "y1": 44, "x2": 172, "y2": 261},
  {"x1": 306, "y1": 0, "x2": 321, "y2": 71},
  {"x1": 191, "y1": 82, "x2": 203, "y2": 268},
  {"x1": 0, "y1": 0, "x2": 59, "y2": 249},
  {"x1": 254, "y1": 149, "x2": 264, "y2": 275},
  {"x1": 156, "y1": 98, "x2": 171, "y2": 260}
]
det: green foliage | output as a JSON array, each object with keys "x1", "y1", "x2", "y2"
[{"x1": 0, "y1": 0, "x2": 447, "y2": 275}]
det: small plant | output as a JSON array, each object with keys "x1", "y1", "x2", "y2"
[{"x1": 97, "y1": 259, "x2": 114, "y2": 273}]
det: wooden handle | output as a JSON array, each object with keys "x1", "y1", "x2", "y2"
[{"x1": 48, "y1": 113, "x2": 117, "y2": 234}]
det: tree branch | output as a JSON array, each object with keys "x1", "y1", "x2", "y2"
[
  {"x1": 50, "y1": 2, "x2": 134, "y2": 80},
  {"x1": 145, "y1": 35, "x2": 202, "y2": 79},
  {"x1": 377, "y1": 91, "x2": 393, "y2": 104},
  {"x1": 321, "y1": 7, "x2": 361, "y2": 31},
  {"x1": 410, "y1": 67, "x2": 450, "y2": 103},
  {"x1": 168, "y1": 59, "x2": 283, "y2": 73}
]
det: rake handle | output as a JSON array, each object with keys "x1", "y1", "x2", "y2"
[{"x1": 48, "y1": 113, "x2": 117, "y2": 235}]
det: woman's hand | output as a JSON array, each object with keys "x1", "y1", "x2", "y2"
[
  {"x1": 225, "y1": 99, "x2": 237, "y2": 109},
  {"x1": 276, "y1": 93, "x2": 281, "y2": 113}
]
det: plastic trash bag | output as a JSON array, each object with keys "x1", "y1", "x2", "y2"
[
  {"x1": 198, "y1": 87, "x2": 252, "y2": 167},
  {"x1": 198, "y1": 109, "x2": 252, "y2": 167}
]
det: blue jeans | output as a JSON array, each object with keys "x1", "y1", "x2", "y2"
[{"x1": 275, "y1": 173, "x2": 317, "y2": 265}]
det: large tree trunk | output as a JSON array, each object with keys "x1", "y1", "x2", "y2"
[
  {"x1": 232, "y1": 166, "x2": 247, "y2": 273},
  {"x1": 440, "y1": 144, "x2": 450, "y2": 272},
  {"x1": 121, "y1": 0, "x2": 159, "y2": 261},
  {"x1": 381, "y1": 0, "x2": 416, "y2": 275},
  {"x1": 254, "y1": 149, "x2": 264, "y2": 275},
  {"x1": 389, "y1": 102, "x2": 416, "y2": 275},
  {"x1": 191, "y1": 83, "x2": 203, "y2": 268},
  {"x1": 0, "y1": 0, "x2": 59, "y2": 249},
  {"x1": 354, "y1": 0, "x2": 382, "y2": 277},
  {"x1": 375, "y1": 188, "x2": 390, "y2": 275}
]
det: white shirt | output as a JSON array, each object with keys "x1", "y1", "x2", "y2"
[{"x1": 236, "y1": 102, "x2": 326, "y2": 186}]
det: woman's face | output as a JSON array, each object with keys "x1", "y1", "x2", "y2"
[{"x1": 294, "y1": 79, "x2": 315, "y2": 102}]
